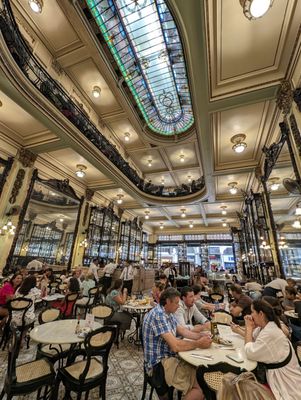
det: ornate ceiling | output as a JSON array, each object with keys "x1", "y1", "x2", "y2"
[{"x1": 0, "y1": 0, "x2": 301, "y2": 234}]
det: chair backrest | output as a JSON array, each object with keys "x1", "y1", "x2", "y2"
[
  {"x1": 78, "y1": 326, "x2": 117, "y2": 384},
  {"x1": 38, "y1": 307, "x2": 61, "y2": 324},
  {"x1": 7, "y1": 297, "x2": 33, "y2": 328},
  {"x1": 88, "y1": 286, "x2": 99, "y2": 305},
  {"x1": 197, "y1": 362, "x2": 244, "y2": 400},
  {"x1": 212, "y1": 311, "x2": 232, "y2": 325},
  {"x1": 91, "y1": 304, "x2": 114, "y2": 321},
  {"x1": 61, "y1": 292, "x2": 79, "y2": 318},
  {"x1": 210, "y1": 293, "x2": 224, "y2": 303},
  {"x1": 6, "y1": 323, "x2": 20, "y2": 385}
]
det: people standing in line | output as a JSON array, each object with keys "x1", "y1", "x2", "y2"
[
  {"x1": 102, "y1": 259, "x2": 117, "y2": 294},
  {"x1": 88, "y1": 258, "x2": 99, "y2": 283},
  {"x1": 120, "y1": 261, "x2": 136, "y2": 296}
]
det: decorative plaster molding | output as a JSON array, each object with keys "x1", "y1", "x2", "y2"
[
  {"x1": 18, "y1": 148, "x2": 37, "y2": 168},
  {"x1": 276, "y1": 80, "x2": 293, "y2": 116},
  {"x1": 9, "y1": 168, "x2": 25, "y2": 204}
]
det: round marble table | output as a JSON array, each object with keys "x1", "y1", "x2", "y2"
[
  {"x1": 122, "y1": 302, "x2": 153, "y2": 346},
  {"x1": 30, "y1": 319, "x2": 102, "y2": 344},
  {"x1": 179, "y1": 324, "x2": 257, "y2": 371}
]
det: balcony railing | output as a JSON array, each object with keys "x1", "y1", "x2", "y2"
[{"x1": 0, "y1": 0, "x2": 205, "y2": 198}]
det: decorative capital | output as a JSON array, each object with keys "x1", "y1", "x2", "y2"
[
  {"x1": 18, "y1": 148, "x2": 37, "y2": 168},
  {"x1": 276, "y1": 80, "x2": 293, "y2": 115},
  {"x1": 85, "y1": 189, "x2": 94, "y2": 201},
  {"x1": 293, "y1": 87, "x2": 301, "y2": 112},
  {"x1": 51, "y1": 58, "x2": 63, "y2": 76}
]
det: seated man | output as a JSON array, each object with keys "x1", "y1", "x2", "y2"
[
  {"x1": 142, "y1": 288, "x2": 212, "y2": 400},
  {"x1": 229, "y1": 284, "x2": 252, "y2": 323},
  {"x1": 282, "y1": 286, "x2": 298, "y2": 311},
  {"x1": 174, "y1": 286, "x2": 210, "y2": 332},
  {"x1": 192, "y1": 285, "x2": 215, "y2": 313}
]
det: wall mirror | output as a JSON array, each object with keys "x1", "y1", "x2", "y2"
[{"x1": 10, "y1": 178, "x2": 81, "y2": 269}]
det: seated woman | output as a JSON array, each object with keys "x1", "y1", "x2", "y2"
[
  {"x1": 263, "y1": 296, "x2": 290, "y2": 337},
  {"x1": 151, "y1": 281, "x2": 165, "y2": 305},
  {"x1": 0, "y1": 273, "x2": 23, "y2": 327},
  {"x1": 52, "y1": 277, "x2": 80, "y2": 317},
  {"x1": 14, "y1": 275, "x2": 40, "y2": 327},
  {"x1": 76, "y1": 273, "x2": 95, "y2": 306},
  {"x1": 105, "y1": 279, "x2": 132, "y2": 332},
  {"x1": 244, "y1": 299, "x2": 301, "y2": 400}
]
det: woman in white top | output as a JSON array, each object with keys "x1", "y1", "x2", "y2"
[
  {"x1": 14, "y1": 275, "x2": 41, "y2": 326},
  {"x1": 244, "y1": 299, "x2": 301, "y2": 400}
]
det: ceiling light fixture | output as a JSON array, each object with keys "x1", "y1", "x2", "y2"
[
  {"x1": 59, "y1": 218, "x2": 64, "y2": 222},
  {"x1": 147, "y1": 159, "x2": 152, "y2": 167},
  {"x1": 231, "y1": 134, "x2": 247, "y2": 153},
  {"x1": 240, "y1": 0, "x2": 274, "y2": 20},
  {"x1": 180, "y1": 154, "x2": 185, "y2": 163},
  {"x1": 28, "y1": 0, "x2": 43, "y2": 13},
  {"x1": 159, "y1": 222, "x2": 164, "y2": 230},
  {"x1": 92, "y1": 86, "x2": 101, "y2": 98},
  {"x1": 295, "y1": 204, "x2": 301, "y2": 216},
  {"x1": 228, "y1": 182, "x2": 238, "y2": 195},
  {"x1": 222, "y1": 219, "x2": 227, "y2": 227},
  {"x1": 124, "y1": 132, "x2": 130, "y2": 142},
  {"x1": 116, "y1": 194, "x2": 124, "y2": 204},
  {"x1": 75, "y1": 164, "x2": 87, "y2": 178},
  {"x1": 292, "y1": 219, "x2": 301, "y2": 229},
  {"x1": 189, "y1": 221, "x2": 194, "y2": 228},
  {"x1": 161, "y1": 177, "x2": 165, "y2": 185},
  {"x1": 269, "y1": 177, "x2": 280, "y2": 191},
  {"x1": 220, "y1": 206, "x2": 227, "y2": 215},
  {"x1": 144, "y1": 210, "x2": 150, "y2": 220},
  {"x1": 180, "y1": 208, "x2": 186, "y2": 218},
  {"x1": 187, "y1": 175, "x2": 192, "y2": 183}
]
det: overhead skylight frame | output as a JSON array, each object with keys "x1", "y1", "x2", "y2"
[{"x1": 85, "y1": 0, "x2": 194, "y2": 136}]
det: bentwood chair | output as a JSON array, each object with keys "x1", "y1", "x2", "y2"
[
  {"x1": 36, "y1": 308, "x2": 71, "y2": 366},
  {"x1": 196, "y1": 362, "x2": 245, "y2": 400},
  {"x1": 53, "y1": 326, "x2": 117, "y2": 400},
  {"x1": 60, "y1": 293, "x2": 79, "y2": 319},
  {"x1": 75, "y1": 287, "x2": 100, "y2": 318},
  {"x1": 0, "y1": 297, "x2": 33, "y2": 351},
  {"x1": 0, "y1": 324, "x2": 55, "y2": 400}
]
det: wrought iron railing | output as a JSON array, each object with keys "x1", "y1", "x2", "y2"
[{"x1": 0, "y1": 0, "x2": 205, "y2": 198}]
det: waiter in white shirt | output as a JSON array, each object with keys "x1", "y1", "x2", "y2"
[
  {"x1": 103, "y1": 259, "x2": 117, "y2": 293},
  {"x1": 120, "y1": 262, "x2": 137, "y2": 296},
  {"x1": 88, "y1": 258, "x2": 99, "y2": 283},
  {"x1": 164, "y1": 264, "x2": 177, "y2": 287}
]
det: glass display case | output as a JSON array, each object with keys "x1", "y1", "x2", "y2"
[
  {"x1": 83, "y1": 205, "x2": 120, "y2": 265},
  {"x1": 279, "y1": 234, "x2": 301, "y2": 278}
]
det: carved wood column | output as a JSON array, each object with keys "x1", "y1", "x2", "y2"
[
  {"x1": 71, "y1": 188, "x2": 94, "y2": 268},
  {"x1": 0, "y1": 149, "x2": 37, "y2": 273}
]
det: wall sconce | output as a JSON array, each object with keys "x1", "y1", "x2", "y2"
[
  {"x1": 0, "y1": 219, "x2": 16, "y2": 236},
  {"x1": 75, "y1": 164, "x2": 87, "y2": 178},
  {"x1": 144, "y1": 210, "x2": 150, "y2": 220},
  {"x1": 180, "y1": 208, "x2": 186, "y2": 218},
  {"x1": 269, "y1": 177, "x2": 280, "y2": 191},
  {"x1": 228, "y1": 182, "x2": 238, "y2": 195},
  {"x1": 159, "y1": 222, "x2": 164, "y2": 230},
  {"x1": 220, "y1": 206, "x2": 227, "y2": 215},
  {"x1": 79, "y1": 238, "x2": 88, "y2": 248},
  {"x1": 28, "y1": 0, "x2": 43, "y2": 13},
  {"x1": 92, "y1": 86, "x2": 101, "y2": 98},
  {"x1": 147, "y1": 159, "x2": 152, "y2": 167},
  {"x1": 116, "y1": 194, "x2": 124, "y2": 204},
  {"x1": 231, "y1": 134, "x2": 247, "y2": 153},
  {"x1": 240, "y1": 0, "x2": 274, "y2": 20},
  {"x1": 189, "y1": 221, "x2": 194, "y2": 228},
  {"x1": 179, "y1": 154, "x2": 185, "y2": 163},
  {"x1": 124, "y1": 132, "x2": 131, "y2": 142}
]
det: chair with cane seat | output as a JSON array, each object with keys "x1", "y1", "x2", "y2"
[
  {"x1": 75, "y1": 287, "x2": 100, "y2": 318},
  {"x1": 53, "y1": 326, "x2": 117, "y2": 400},
  {"x1": 0, "y1": 324, "x2": 55, "y2": 400},
  {"x1": 196, "y1": 362, "x2": 245, "y2": 400},
  {"x1": 60, "y1": 293, "x2": 79, "y2": 319}
]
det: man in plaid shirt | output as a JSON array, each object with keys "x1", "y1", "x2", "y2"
[{"x1": 142, "y1": 288, "x2": 212, "y2": 399}]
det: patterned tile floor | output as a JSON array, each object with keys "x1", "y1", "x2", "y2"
[{"x1": 0, "y1": 329, "x2": 160, "y2": 400}]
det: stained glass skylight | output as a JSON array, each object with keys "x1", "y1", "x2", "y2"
[{"x1": 86, "y1": 0, "x2": 194, "y2": 136}]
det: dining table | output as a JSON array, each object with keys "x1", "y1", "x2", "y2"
[
  {"x1": 122, "y1": 300, "x2": 153, "y2": 346},
  {"x1": 179, "y1": 324, "x2": 257, "y2": 371}
]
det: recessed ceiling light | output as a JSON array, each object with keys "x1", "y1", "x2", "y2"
[
  {"x1": 75, "y1": 164, "x2": 87, "y2": 178},
  {"x1": 240, "y1": 0, "x2": 273, "y2": 20},
  {"x1": 124, "y1": 132, "x2": 130, "y2": 142},
  {"x1": 92, "y1": 86, "x2": 101, "y2": 98},
  {"x1": 28, "y1": 0, "x2": 43, "y2": 13},
  {"x1": 231, "y1": 134, "x2": 247, "y2": 153}
]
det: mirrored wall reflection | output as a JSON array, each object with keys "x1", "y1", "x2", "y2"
[{"x1": 12, "y1": 179, "x2": 81, "y2": 268}]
